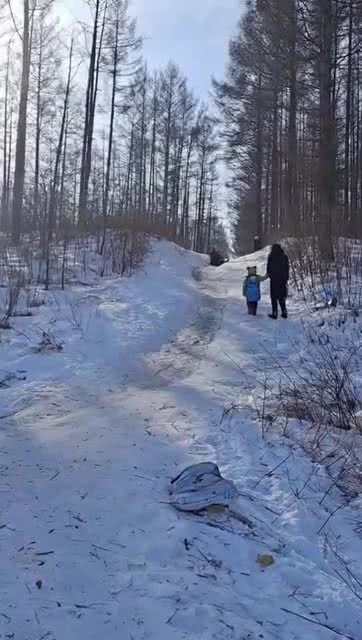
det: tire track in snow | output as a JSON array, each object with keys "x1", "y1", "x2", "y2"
[{"x1": 133, "y1": 290, "x2": 224, "y2": 389}]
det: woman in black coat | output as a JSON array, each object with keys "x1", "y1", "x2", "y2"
[{"x1": 267, "y1": 244, "x2": 289, "y2": 319}]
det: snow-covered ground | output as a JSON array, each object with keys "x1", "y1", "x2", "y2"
[{"x1": 0, "y1": 241, "x2": 361, "y2": 640}]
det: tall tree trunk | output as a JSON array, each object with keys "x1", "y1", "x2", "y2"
[
  {"x1": 59, "y1": 108, "x2": 69, "y2": 224},
  {"x1": 12, "y1": 0, "x2": 31, "y2": 244},
  {"x1": 270, "y1": 91, "x2": 279, "y2": 234},
  {"x1": 353, "y1": 52, "x2": 360, "y2": 233},
  {"x1": 7, "y1": 108, "x2": 13, "y2": 214},
  {"x1": 181, "y1": 135, "x2": 193, "y2": 245},
  {"x1": 318, "y1": 0, "x2": 335, "y2": 256},
  {"x1": 162, "y1": 87, "x2": 173, "y2": 225},
  {"x1": 79, "y1": 0, "x2": 107, "y2": 226},
  {"x1": 344, "y1": 0, "x2": 353, "y2": 227},
  {"x1": 1, "y1": 45, "x2": 10, "y2": 229},
  {"x1": 206, "y1": 177, "x2": 214, "y2": 252},
  {"x1": 48, "y1": 40, "x2": 73, "y2": 240},
  {"x1": 148, "y1": 83, "x2": 158, "y2": 220},
  {"x1": 195, "y1": 151, "x2": 206, "y2": 252},
  {"x1": 79, "y1": 0, "x2": 100, "y2": 224},
  {"x1": 124, "y1": 123, "x2": 134, "y2": 214},
  {"x1": 138, "y1": 73, "x2": 147, "y2": 216},
  {"x1": 84, "y1": 5, "x2": 107, "y2": 222},
  {"x1": 264, "y1": 114, "x2": 272, "y2": 236},
  {"x1": 255, "y1": 72, "x2": 263, "y2": 240},
  {"x1": 102, "y1": 17, "x2": 119, "y2": 238},
  {"x1": 287, "y1": 0, "x2": 297, "y2": 233},
  {"x1": 34, "y1": 26, "x2": 44, "y2": 232}
]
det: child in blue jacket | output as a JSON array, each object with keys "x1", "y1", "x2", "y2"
[{"x1": 243, "y1": 266, "x2": 267, "y2": 316}]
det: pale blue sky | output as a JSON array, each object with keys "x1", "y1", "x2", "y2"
[
  {"x1": 60, "y1": 0, "x2": 241, "y2": 98},
  {"x1": 132, "y1": 0, "x2": 240, "y2": 97}
]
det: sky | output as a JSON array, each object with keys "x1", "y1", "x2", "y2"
[
  {"x1": 131, "y1": 0, "x2": 240, "y2": 98},
  {"x1": 128, "y1": 0, "x2": 240, "y2": 229},
  {"x1": 8, "y1": 0, "x2": 240, "y2": 99},
  {"x1": 59, "y1": 0, "x2": 241, "y2": 101}
]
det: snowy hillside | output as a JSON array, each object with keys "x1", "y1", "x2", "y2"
[{"x1": 0, "y1": 241, "x2": 361, "y2": 640}]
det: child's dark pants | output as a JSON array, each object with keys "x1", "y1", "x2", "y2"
[{"x1": 247, "y1": 302, "x2": 258, "y2": 316}]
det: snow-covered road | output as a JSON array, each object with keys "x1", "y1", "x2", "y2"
[{"x1": 0, "y1": 242, "x2": 361, "y2": 640}]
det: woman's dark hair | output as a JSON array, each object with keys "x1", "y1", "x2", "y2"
[{"x1": 270, "y1": 243, "x2": 284, "y2": 256}]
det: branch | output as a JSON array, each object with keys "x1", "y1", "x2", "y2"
[
  {"x1": 281, "y1": 607, "x2": 356, "y2": 640},
  {"x1": 7, "y1": 0, "x2": 22, "y2": 41}
]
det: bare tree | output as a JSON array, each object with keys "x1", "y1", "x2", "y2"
[
  {"x1": 11, "y1": 0, "x2": 31, "y2": 243},
  {"x1": 102, "y1": 0, "x2": 141, "y2": 241},
  {"x1": 0, "y1": 0, "x2": 224, "y2": 263},
  {"x1": 78, "y1": 0, "x2": 108, "y2": 227},
  {"x1": 216, "y1": 0, "x2": 362, "y2": 254},
  {"x1": 1, "y1": 40, "x2": 12, "y2": 229}
]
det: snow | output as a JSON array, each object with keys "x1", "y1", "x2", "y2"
[{"x1": 0, "y1": 240, "x2": 361, "y2": 640}]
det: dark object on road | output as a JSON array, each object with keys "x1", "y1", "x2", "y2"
[
  {"x1": 254, "y1": 236, "x2": 261, "y2": 252},
  {"x1": 267, "y1": 243, "x2": 289, "y2": 319},
  {"x1": 210, "y1": 248, "x2": 229, "y2": 267}
]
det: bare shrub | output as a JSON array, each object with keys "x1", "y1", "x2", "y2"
[
  {"x1": 288, "y1": 237, "x2": 362, "y2": 310},
  {"x1": 252, "y1": 321, "x2": 362, "y2": 498},
  {"x1": 67, "y1": 298, "x2": 83, "y2": 331},
  {"x1": 0, "y1": 220, "x2": 150, "y2": 291},
  {"x1": 274, "y1": 330, "x2": 361, "y2": 433},
  {"x1": 66, "y1": 297, "x2": 97, "y2": 335},
  {"x1": 0, "y1": 371, "x2": 27, "y2": 388},
  {"x1": 26, "y1": 286, "x2": 46, "y2": 310},
  {"x1": 33, "y1": 329, "x2": 64, "y2": 353},
  {"x1": 0, "y1": 313, "x2": 11, "y2": 330},
  {"x1": 0, "y1": 270, "x2": 27, "y2": 328},
  {"x1": 100, "y1": 225, "x2": 150, "y2": 278},
  {"x1": 324, "y1": 535, "x2": 362, "y2": 602}
]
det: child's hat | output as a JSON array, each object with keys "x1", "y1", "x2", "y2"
[{"x1": 247, "y1": 266, "x2": 257, "y2": 275}]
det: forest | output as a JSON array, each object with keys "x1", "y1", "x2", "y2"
[
  {"x1": 1, "y1": 0, "x2": 361, "y2": 263},
  {"x1": 215, "y1": 0, "x2": 362, "y2": 254},
  {"x1": 0, "y1": 0, "x2": 228, "y2": 273}
]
